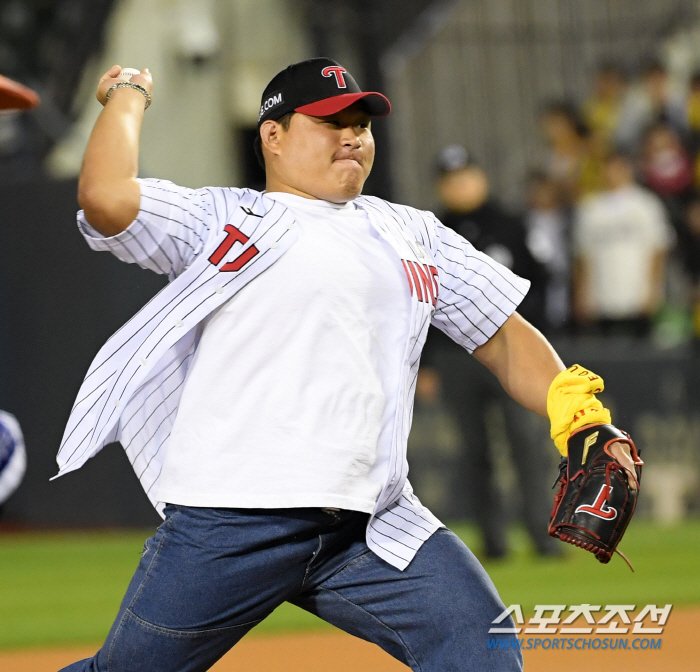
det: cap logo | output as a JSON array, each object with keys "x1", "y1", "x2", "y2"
[
  {"x1": 258, "y1": 91, "x2": 283, "y2": 121},
  {"x1": 322, "y1": 65, "x2": 347, "y2": 89}
]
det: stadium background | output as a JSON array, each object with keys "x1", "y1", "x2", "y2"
[{"x1": 0, "y1": 0, "x2": 698, "y2": 670}]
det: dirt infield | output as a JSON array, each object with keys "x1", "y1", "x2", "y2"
[{"x1": 2, "y1": 608, "x2": 697, "y2": 671}]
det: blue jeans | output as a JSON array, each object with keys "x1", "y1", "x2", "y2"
[{"x1": 61, "y1": 505, "x2": 522, "y2": 671}]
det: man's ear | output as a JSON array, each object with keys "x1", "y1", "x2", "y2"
[{"x1": 260, "y1": 120, "x2": 283, "y2": 158}]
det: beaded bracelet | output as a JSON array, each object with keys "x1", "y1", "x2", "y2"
[{"x1": 105, "y1": 81, "x2": 152, "y2": 110}]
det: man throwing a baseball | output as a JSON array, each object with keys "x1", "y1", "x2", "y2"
[{"x1": 58, "y1": 59, "x2": 639, "y2": 672}]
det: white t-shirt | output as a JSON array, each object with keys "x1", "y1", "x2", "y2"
[
  {"x1": 574, "y1": 184, "x2": 672, "y2": 319},
  {"x1": 156, "y1": 192, "x2": 411, "y2": 512}
]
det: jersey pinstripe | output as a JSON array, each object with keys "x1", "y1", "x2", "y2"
[{"x1": 54, "y1": 179, "x2": 529, "y2": 570}]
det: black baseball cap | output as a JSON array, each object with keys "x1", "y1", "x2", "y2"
[
  {"x1": 435, "y1": 145, "x2": 478, "y2": 174},
  {"x1": 257, "y1": 57, "x2": 391, "y2": 126}
]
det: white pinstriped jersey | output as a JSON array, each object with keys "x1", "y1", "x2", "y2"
[{"x1": 54, "y1": 179, "x2": 529, "y2": 570}]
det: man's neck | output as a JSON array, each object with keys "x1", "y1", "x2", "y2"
[
  {"x1": 264, "y1": 178, "x2": 351, "y2": 205},
  {"x1": 265, "y1": 181, "x2": 321, "y2": 200}
]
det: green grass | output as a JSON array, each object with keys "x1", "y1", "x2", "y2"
[
  {"x1": 0, "y1": 520, "x2": 698, "y2": 650},
  {"x1": 449, "y1": 520, "x2": 700, "y2": 610}
]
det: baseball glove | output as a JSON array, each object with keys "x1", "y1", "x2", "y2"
[{"x1": 549, "y1": 423, "x2": 642, "y2": 569}]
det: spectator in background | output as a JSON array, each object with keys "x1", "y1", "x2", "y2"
[
  {"x1": 435, "y1": 146, "x2": 547, "y2": 327},
  {"x1": 524, "y1": 170, "x2": 571, "y2": 332},
  {"x1": 420, "y1": 146, "x2": 558, "y2": 559},
  {"x1": 680, "y1": 197, "x2": 700, "y2": 341},
  {"x1": 541, "y1": 102, "x2": 604, "y2": 203},
  {"x1": 583, "y1": 63, "x2": 628, "y2": 151},
  {"x1": 615, "y1": 60, "x2": 687, "y2": 154},
  {"x1": 573, "y1": 153, "x2": 672, "y2": 336},
  {"x1": 640, "y1": 122, "x2": 694, "y2": 235},
  {"x1": 686, "y1": 70, "x2": 700, "y2": 156},
  {"x1": 641, "y1": 122, "x2": 694, "y2": 201},
  {"x1": 680, "y1": 196, "x2": 700, "y2": 280}
]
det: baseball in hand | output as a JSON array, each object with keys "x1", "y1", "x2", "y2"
[{"x1": 117, "y1": 68, "x2": 141, "y2": 81}]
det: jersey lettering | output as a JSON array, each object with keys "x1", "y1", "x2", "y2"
[
  {"x1": 406, "y1": 260, "x2": 424, "y2": 302},
  {"x1": 401, "y1": 259, "x2": 438, "y2": 307},
  {"x1": 414, "y1": 263, "x2": 435, "y2": 306},
  {"x1": 209, "y1": 224, "x2": 260, "y2": 272}
]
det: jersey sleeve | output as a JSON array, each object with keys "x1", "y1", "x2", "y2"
[
  {"x1": 430, "y1": 216, "x2": 531, "y2": 353},
  {"x1": 77, "y1": 178, "x2": 222, "y2": 277}
]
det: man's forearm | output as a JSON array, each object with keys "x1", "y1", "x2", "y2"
[
  {"x1": 473, "y1": 312, "x2": 564, "y2": 418},
  {"x1": 78, "y1": 88, "x2": 144, "y2": 236},
  {"x1": 78, "y1": 66, "x2": 153, "y2": 237}
]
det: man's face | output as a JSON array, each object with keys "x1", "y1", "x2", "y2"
[
  {"x1": 604, "y1": 157, "x2": 633, "y2": 190},
  {"x1": 645, "y1": 69, "x2": 667, "y2": 103},
  {"x1": 264, "y1": 104, "x2": 375, "y2": 203},
  {"x1": 595, "y1": 70, "x2": 625, "y2": 101},
  {"x1": 437, "y1": 167, "x2": 489, "y2": 213}
]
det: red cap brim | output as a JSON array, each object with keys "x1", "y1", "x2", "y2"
[
  {"x1": 0, "y1": 75, "x2": 39, "y2": 111},
  {"x1": 295, "y1": 92, "x2": 391, "y2": 118}
]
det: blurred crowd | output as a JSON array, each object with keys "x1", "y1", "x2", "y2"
[
  {"x1": 435, "y1": 59, "x2": 700, "y2": 345},
  {"x1": 413, "y1": 58, "x2": 700, "y2": 557}
]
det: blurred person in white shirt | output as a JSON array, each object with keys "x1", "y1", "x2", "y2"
[{"x1": 573, "y1": 153, "x2": 672, "y2": 336}]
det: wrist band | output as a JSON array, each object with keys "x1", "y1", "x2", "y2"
[{"x1": 105, "y1": 81, "x2": 151, "y2": 110}]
